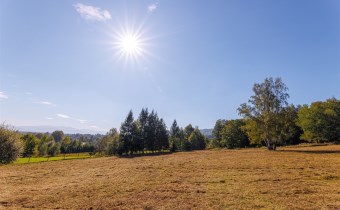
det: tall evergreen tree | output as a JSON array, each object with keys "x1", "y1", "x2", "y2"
[
  {"x1": 169, "y1": 120, "x2": 180, "y2": 152},
  {"x1": 145, "y1": 110, "x2": 158, "y2": 152},
  {"x1": 120, "y1": 110, "x2": 140, "y2": 154},
  {"x1": 155, "y1": 118, "x2": 169, "y2": 151},
  {"x1": 130, "y1": 121, "x2": 140, "y2": 154},
  {"x1": 137, "y1": 108, "x2": 149, "y2": 152},
  {"x1": 184, "y1": 124, "x2": 195, "y2": 139}
]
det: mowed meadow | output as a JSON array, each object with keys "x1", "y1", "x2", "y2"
[{"x1": 1, "y1": 144, "x2": 339, "y2": 210}]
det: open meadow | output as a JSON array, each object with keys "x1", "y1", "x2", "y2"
[
  {"x1": 1, "y1": 144, "x2": 340, "y2": 209},
  {"x1": 12, "y1": 153, "x2": 93, "y2": 164}
]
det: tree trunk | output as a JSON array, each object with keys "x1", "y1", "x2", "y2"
[
  {"x1": 266, "y1": 143, "x2": 276, "y2": 150},
  {"x1": 265, "y1": 139, "x2": 274, "y2": 150}
]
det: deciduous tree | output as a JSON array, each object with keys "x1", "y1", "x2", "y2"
[
  {"x1": 188, "y1": 128, "x2": 206, "y2": 150},
  {"x1": 22, "y1": 134, "x2": 39, "y2": 161},
  {"x1": 51, "y1": 130, "x2": 64, "y2": 142},
  {"x1": 47, "y1": 142, "x2": 61, "y2": 157},
  {"x1": 212, "y1": 119, "x2": 226, "y2": 147},
  {"x1": 221, "y1": 120, "x2": 249, "y2": 148},
  {"x1": 297, "y1": 98, "x2": 340, "y2": 142},
  {"x1": 238, "y1": 77, "x2": 292, "y2": 150},
  {"x1": 0, "y1": 125, "x2": 22, "y2": 164}
]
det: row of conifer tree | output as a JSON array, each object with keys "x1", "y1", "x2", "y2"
[{"x1": 95, "y1": 108, "x2": 206, "y2": 155}]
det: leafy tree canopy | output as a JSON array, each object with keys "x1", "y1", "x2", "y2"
[
  {"x1": 238, "y1": 77, "x2": 294, "y2": 150},
  {"x1": 0, "y1": 125, "x2": 22, "y2": 164},
  {"x1": 297, "y1": 98, "x2": 340, "y2": 142}
]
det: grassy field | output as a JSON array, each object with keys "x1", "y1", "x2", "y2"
[
  {"x1": 1, "y1": 145, "x2": 339, "y2": 209},
  {"x1": 13, "y1": 153, "x2": 93, "y2": 164}
]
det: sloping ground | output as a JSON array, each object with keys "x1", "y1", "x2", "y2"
[{"x1": 1, "y1": 145, "x2": 340, "y2": 209}]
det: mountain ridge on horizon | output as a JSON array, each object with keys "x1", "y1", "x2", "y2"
[
  {"x1": 12, "y1": 125, "x2": 214, "y2": 137},
  {"x1": 13, "y1": 125, "x2": 106, "y2": 135}
]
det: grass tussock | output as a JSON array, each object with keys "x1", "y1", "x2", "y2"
[{"x1": 0, "y1": 145, "x2": 340, "y2": 209}]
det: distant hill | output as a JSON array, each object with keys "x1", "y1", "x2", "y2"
[
  {"x1": 66, "y1": 133, "x2": 104, "y2": 141},
  {"x1": 14, "y1": 125, "x2": 213, "y2": 139},
  {"x1": 15, "y1": 125, "x2": 106, "y2": 135},
  {"x1": 200, "y1": 129, "x2": 213, "y2": 139}
]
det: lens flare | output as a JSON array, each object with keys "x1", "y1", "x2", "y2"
[{"x1": 107, "y1": 24, "x2": 152, "y2": 66}]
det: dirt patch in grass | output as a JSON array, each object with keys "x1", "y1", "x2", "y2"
[{"x1": 1, "y1": 145, "x2": 340, "y2": 209}]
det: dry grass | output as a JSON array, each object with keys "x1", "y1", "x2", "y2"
[{"x1": 1, "y1": 145, "x2": 340, "y2": 209}]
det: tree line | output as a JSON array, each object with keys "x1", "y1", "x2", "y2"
[
  {"x1": 94, "y1": 108, "x2": 206, "y2": 156},
  {"x1": 0, "y1": 128, "x2": 95, "y2": 164},
  {"x1": 0, "y1": 108, "x2": 207, "y2": 164},
  {"x1": 211, "y1": 77, "x2": 339, "y2": 150},
  {"x1": 1, "y1": 77, "x2": 339, "y2": 164}
]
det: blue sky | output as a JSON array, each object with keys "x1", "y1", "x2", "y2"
[{"x1": 0, "y1": 0, "x2": 339, "y2": 133}]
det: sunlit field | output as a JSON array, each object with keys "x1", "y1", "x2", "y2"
[
  {"x1": 13, "y1": 153, "x2": 93, "y2": 164},
  {"x1": 1, "y1": 144, "x2": 339, "y2": 209}
]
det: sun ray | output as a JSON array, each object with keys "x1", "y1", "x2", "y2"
[{"x1": 106, "y1": 23, "x2": 151, "y2": 67}]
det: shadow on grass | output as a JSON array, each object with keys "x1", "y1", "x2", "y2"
[
  {"x1": 277, "y1": 150, "x2": 340, "y2": 154},
  {"x1": 119, "y1": 151, "x2": 174, "y2": 159}
]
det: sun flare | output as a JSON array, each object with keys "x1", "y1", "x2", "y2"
[
  {"x1": 119, "y1": 34, "x2": 141, "y2": 55},
  {"x1": 108, "y1": 25, "x2": 150, "y2": 64}
]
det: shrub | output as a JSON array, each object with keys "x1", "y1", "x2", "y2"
[{"x1": 0, "y1": 125, "x2": 22, "y2": 164}]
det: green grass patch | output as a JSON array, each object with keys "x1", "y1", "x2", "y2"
[{"x1": 13, "y1": 153, "x2": 93, "y2": 164}]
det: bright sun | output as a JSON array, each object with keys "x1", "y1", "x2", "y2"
[
  {"x1": 109, "y1": 26, "x2": 148, "y2": 64},
  {"x1": 119, "y1": 34, "x2": 141, "y2": 55}
]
